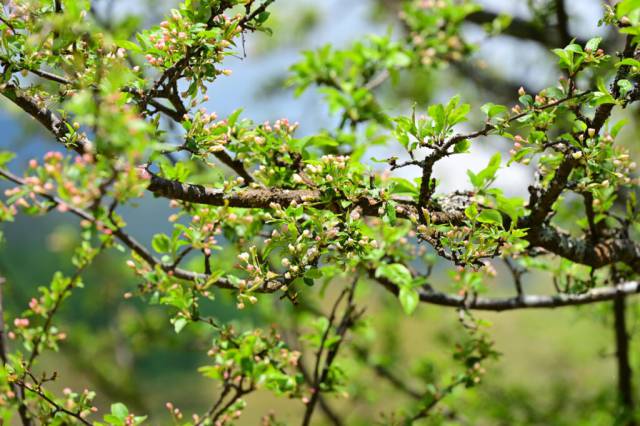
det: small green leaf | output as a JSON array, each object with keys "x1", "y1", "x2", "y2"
[
  {"x1": 454, "y1": 139, "x2": 471, "y2": 153},
  {"x1": 480, "y1": 102, "x2": 507, "y2": 119},
  {"x1": 618, "y1": 79, "x2": 634, "y2": 96},
  {"x1": 304, "y1": 268, "x2": 323, "y2": 279},
  {"x1": 386, "y1": 51, "x2": 411, "y2": 68},
  {"x1": 173, "y1": 317, "x2": 188, "y2": 334},
  {"x1": 227, "y1": 108, "x2": 243, "y2": 127},
  {"x1": 617, "y1": 0, "x2": 640, "y2": 18},
  {"x1": 389, "y1": 178, "x2": 418, "y2": 196},
  {"x1": 151, "y1": 234, "x2": 171, "y2": 253},
  {"x1": 464, "y1": 203, "x2": 478, "y2": 220},
  {"x1": 115, "y1": 39, "x2": 142, "y2": 53},
  {"x1": 477, "y1": 209, "x2": 503, "y2": 226},
  {"x1": 468, "y1": 153, "x2": 501, "y2": 188},
  {"x1": 375, "y1": 263, "x2": 412, "y2": 287},
  {"x1": 610, "y1": 119, "x2": 627, "y2": 138},
  {"x1": 0, "y1": 152, "x2": 16, "y2": 167},
  {"x1": 110, "y1": 403, "x2": 129, "y2": 420},
  {"x1": 385, "y1": 201, "x2": 397, "y2": 225},
  {"x1": 616, "y1": 58, "x2": 640, "y2": 68},
  {"x1": 585, "y1": 37, "x2": 602, "y2": 52},
  {"x1": 399, "y1": 287, "x2": 419, "y2": 315}
]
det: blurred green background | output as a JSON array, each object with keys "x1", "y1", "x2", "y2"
[{"x1": 1, "y1": 0, "x2": 639, "y2": 424}]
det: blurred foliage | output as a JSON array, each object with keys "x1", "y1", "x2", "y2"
[{"x1": 0, "y1": 0, "x2": 640, "y2": 425}]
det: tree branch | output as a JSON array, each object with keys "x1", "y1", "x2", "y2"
[
  {"x1": 352, "y1": 345, "x2": 422, "y2": 400},
  {"x1": 0, "y1": 277, "x2": 32, "y2": 426},
  {"x1": 147, "y1": 171, "x2": 460, "y2": 223},
  {"x1": 466, "y1": 9, "x2": 586, "y2": 47},
  {"x1": 613, "y1": 293, "x2": 635, "y2": 425},
  {"x1": 0, "y1": 84, "x2": 88, "y2": 155},
  {"x1": 0, "y1": 168, "x2": 234, "y2": 290},
  {"x1": 554, "y1": 0, "x2": 571, "y2": 47},
  {"x1": 302, "y1": 279, "x2": 360, "y2": 426},
  {"x1": 372, "y1": 271, "x2": 640, "y2": 311},
  {"x1": 13, "y1": 380, "x2": 92, "y2": 426}
]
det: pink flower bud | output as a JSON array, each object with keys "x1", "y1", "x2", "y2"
[{"x1": 14, "y1": 318, "x2": 29, "y2": 328}]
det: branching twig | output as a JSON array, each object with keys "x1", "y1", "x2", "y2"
[
  {"x1": 13, "y1": 380, "x2": 92, "y2": 426},
  {"x1": 302, "y1": 277, "x2": 361, "y2": 426},
  {"x1": 0, "y1": 277, "x2": 32, "y2": 426}
]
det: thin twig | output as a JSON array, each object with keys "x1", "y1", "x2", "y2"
[
  {"x1": 302, "y1": 277, "x2": 361, "y2": 426},
  {"x1": 13, "y1": 380, "x2": 92, "y2": 426}
]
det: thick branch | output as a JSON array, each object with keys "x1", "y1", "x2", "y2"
[
  {"x1": 147, "y1": 172, "x2": 463, "y2": 224},
  {"x1": 524, "y1": 36, "x2": 638, "y2": 238},
  {"x1": 5, "y1": 165, "x2": 640, "y2": 311},
  {"x1": 529, "y1": 225, "x2": 640, "y2": 273},
  {"x1": 373, "y1": 273, "x2": 640, "y2": 311},
  {"x1": 524, "y1": 156, "x2": 577, "y2": 227},
  {"x1": 152, "y1": 173, "x2": 640, "y2": 273}
]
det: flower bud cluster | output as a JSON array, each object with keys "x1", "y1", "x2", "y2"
[
  {"x1": 404, "y1": 2, "x2": 470, "y2": 66},
  {"x1": 4, "y1": 152, "x2": 101, "y2": 215},
  {"x1": 183, "y1": 109, "x2": 227, "y2": 153},
  {"x1": 142, "y1": 6, "x2": 239, "y2": 88}
]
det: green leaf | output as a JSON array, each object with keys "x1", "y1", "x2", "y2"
[
  {"x1": 553, "y1": 44, "x2": 585, "y2": 73},
  {"x1": 466, "y1": 171, "x2": 480, "y2": 188},
  {"x1": 386, "y1": 51, "x2": 411, "y2": 68},
  {"x1": 0, "y1": 152, "x2": 16, "y2": 167},
  {"x1": 596, "y1": 77, "x2": 609, "y2": 94},
  {"x1": 476, "y1": 209, "x2": 503, "y2": 226},
  {"x1": 617, "y1": 0, "x2": 640, "y2": 18},
  {"x1": 389, "y1": 177, "x2": 418, "y2": 196},
  {"x1": 304, "y1": 268, "x2": 323, "y2": 279},
  {"x1": 110, "y1": 403, "x2": 129, "y2": 420},
  {"x1": 454, "y1": 139, "x2": 471, "y2": 153},
  {"x1": 375, "y1": 263, "x2": 412, "y2": 287},
  {"x1": 480, "y1": 102, "x2": 507, "y2": 119},
  {"x1": 610, "y1": 119, "x2": 627, "y2": 138},
  {"x1": 616, "y1": 58, "x2": 640, "y2": 68},
  {"x1": 305, "y1": 135, "x2": 338, "y2": 148},
  {"x1": 618, "y1": 79, "x2": 634, "y2": 96},
  {"x1": 256, "y1": 10, "x2": 271, "y2": 23},
  {"x1": 385, "y1": 201, "x2": 397, "y2": 225},
  {"x1": 585, "y1": 37, "x2": 602, "y2": 52},
  {"x1": 591, "y1": 92, "x2": 616, "y2": 106},
  {"x1": 428, "y1": 103, "x2": 445, "y2": 133},
  {"x1": 552, "y1": 48, "x2": 569, "y2": 66},
  {"x1": 173, "y1": 317, "x2": 188, "y2": 334},
  {"x1": 464, "y1": 203, "x2": 478, "y2": 221},
  {"x1": 494, "y1": 193, "x2": 525, "y2": 222},
  {"x1": 151, "y1": 234, "x2": 171, "y2": 253},
  {"x1": 399, "y1": 287, "x2": 419, "y2": 315},
  {"x1": 115, "y1": 39, "x2": 142, "y2": 53},
  {"x1": 227, "y1": 108, "x2": 243, "y2": 127},
  {"x1": 468, "y1": 153, "x2": 501, "y2": 188}
]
